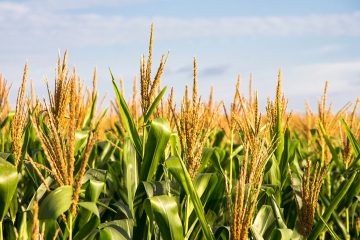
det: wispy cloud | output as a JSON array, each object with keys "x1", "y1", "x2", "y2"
[
  {"x1": 200, "y1": 65, "x2": 228, "y2": 77},
  {"x1": 0, "y1": 2, "x2": 28, "y2": 15},
  {"x1": 285, "y1": 61, "x2": 360, "y2": 95},
  {"x1": 0, "y1": 1, "x2": 359, "y2": 53}
]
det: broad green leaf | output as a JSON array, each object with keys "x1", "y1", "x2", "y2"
[
  {"x1": 270, "y1": 196, "x2": 287, "y2": 229},
  {"x1": 269, "y1": 228, "x2": 302, "y2": 240},
  {"x1": 165, "y1": 156, "x2": 215, "y2": 240},
  {"x1": 9, "y1": 190, "x2": 17, "y2": 223},
  {"x1": 133, "y1": 181, "x2": 171, "y2": 239},
  {"x1": 85, "y1": 180, "x2": 104, "y2": 203},
  {"x1": 39, "y1": 185, "x2": 73, "y2": 220},
  {"x1": 144, "y1": 195, "x2": 184, "y2": 240},
  {"x1": 27, "y1": 176, "x2": 54, "y2": 211},
  {"x1": 17, "y1": 211, "x2": 28, "y2": 240},
  {"x1": 110, "y1": 69, "x2": 142, "y2": 156},
  {"x1": 250, "y1": 225, "x2": 265, "y2": 240},
  {"x1": 41, "y1": 219, "x2": 62, "y2": 239},
  {"x1": 98, "y1": 220, "x2": 134, "y2": 240},
  {"x1": 140, "y1": 118, "x2": 171, "y2": 181},
  {"x1": 265, "y1": 156, "x2": 281, "y2": 203},
  {"x1": 134, "y1": 181, "x2": 170, "y2": 217},
  {"x1": 169, "y1": 133, "x2": 181, "y2": 158},
  {"x1": 186, "y1": 173, "x2": 220, "y2": 225},
  {"x1": 0, "y1": 158, "x2": 19, "y2": 221},
  {"x1": 75, "y1": 130, "x2": 91, "y2": 155},
  {"x1": 84, "y1": 169, "x2": 107, "y2": 183},
  {"x1": 78, "y1": 202, "x2": 100, "y2": 218},
  {"x1": 197, "y1": 148, "x2": 214, "y2": 172},
  {"x1": 122, "y1": 138, "x2": 138, "y2": 215},
  {"x1": 143, "y1": 87, "x2": 167, "y2": 123},
  {"x1": 73, "y1": 215, "x2": 100, "y2": 240},
  {"x1": 252, "y1": 205, "x2": 276, "y2": 237}
]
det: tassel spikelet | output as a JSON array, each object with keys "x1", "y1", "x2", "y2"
[
  {"x1": 140, "y1": 23, "x2": 169, "y2": 116},
  {"x1": 291, "y1": 160, "x2": 328, "y2": 237},
  {"x1": 172, "y1": 58, "x2": 214, "y2": 178},
  {"x1": 28, "y1": 51, "x2": 103, "y2": 217},
  {"x1": 11, "y1": 64, "x2": 29, "y2": 167}
]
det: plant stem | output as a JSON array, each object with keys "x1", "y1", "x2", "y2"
[
  {"x1": 184, "y1": 196, "x2": 189, "y2": 233},
  {"x1": 345, "y1": 208, "x2": 349, "y2": 239},
  {"x1": 0, "y1": 221, "x2": 2, "y2": 240},
  {"x1": 69, "y1": 214, "x2": 73, "y2": 240}
]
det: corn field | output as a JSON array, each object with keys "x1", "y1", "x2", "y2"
[{"x1": 0, "y1": 26, "x2": 359, "y2": 240}]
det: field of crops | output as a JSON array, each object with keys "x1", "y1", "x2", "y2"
[{"x1": 0, "y1": 27, "x2": 359, "y2": 240}]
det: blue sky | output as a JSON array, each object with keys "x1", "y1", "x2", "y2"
[{"x1": 0, "y1": 0, "x2": 359, "y2": 111}]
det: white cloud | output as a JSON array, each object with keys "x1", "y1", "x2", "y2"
[
  {"x1": 0, "y1": 2, "x2": 28, "y2": 15},
  {"x1": 0, "y1": 2, "x2": 359, "y2": 52},
  {"x1": 285, "y1": 61, "x2": 360, "y2": 95}
]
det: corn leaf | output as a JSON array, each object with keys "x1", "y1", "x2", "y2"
[
  {"x1": 144, "y1": 86, "x2": 167, "y2": 123},
  {"x1": 110, "y1": 69, "x2": 142, "y2": 157},
  {"x1": 341, "y1": 119, "x2": 360, "y2": 168},
  {"x1": 252, "y1": 205, "x2": 276, "y2": 238},
  {"x1": 0, "y1": 158, "x2": 18, "y2": 221},
  {"x1": 140, "y1": 118, "x2": 171, "y2": 181},
  {"x1": 122, "y1": 138, "x2": 138, "y2": 216},
  {"x1": 39, "y1": 185, "x2": 73, "y2": 220},
  {"x1": 98, "y1": 219, "x2": 134, "y2": 240},
  {"x1": 165, "y1": 156, "x2": 216, "y2": 240},
  {"x1": 144, "y1": 195, "x2": 184, "y2": 240}
]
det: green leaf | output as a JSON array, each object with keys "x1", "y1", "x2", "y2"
[
  {"x1": 41, "y1": 219, "x2": 62, "y2": 239},
  {"x1": 110, "y1": 69, "x2": 142, "y2": 157},
  {"x1": 187, "y1": 173, "x2": 220, "y2": 221},
  {"x1": 252, "y1": 205, "x2": 276, "y2": 238},
  {"x1": 134, "y1": 181, "x2": 170, "y2": 217},
  {"x1": 39, "y1": 185, "x2": 73, "y2": 220},
  {"x1": 98, "y1": 220, "x2": 134, "y2": 240},
  {"x1": 341, "y1": 119, "x2": 360, "y2": 168},
  {"x1": 78, "y1": 202, "x2": 100, "y2": 218},
  {"x1": 85, "y1": 180, "x2": 104, "y2": 203},
  {"x1": 270, "y1": 195, "x2": 287, "y2": 229},
  {"x1": 269, "y1": 228, "x2": 302, "y2": 240},
  {"x1": 319, "y1": 122, "x2": 340, "y2": 165},
  {"x1": 140, "y1": 118, "x2": 171, "y2": 181},
  {"x1": 165, "y1": 156, "x2": 215, "y2": 240},
  {"x1": 169, "y1": 133, "x2": 181, "y2": 158},
  {"x1": 308, "y1": 170, "x2": 358, "y2": 240},
  {"x1": 122, "y1": 138, "x2": 138, "y2": 215},
  {"x1": 0, "y1": 158, "x2": 19, "y2": 221},
  {"x1": 9, "y1": 190, "x2": 17, "y2": 223},
  {"x1": 144, "y1": 87, "x2": 167, "y2": 123},
  {"x1": 17, "y1": 211, "x2": 28, "y2": 240},
  {"x1": 144, "y1": 195, "x2": 184, "y2": 240},
  {"x1": 318, "y1": 214, "x2": 341, "y2": 240},
  {"x1": 73, "y1": 215, "x2": 100, "y2": 240},
  {"x1": 82, "y1": 93, "x2": 98, "y2": 129},
  {"x1": 27, "y1": 177, "x2": 54, "y2": 211}
]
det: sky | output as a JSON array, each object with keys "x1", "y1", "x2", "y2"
[{"x1": 0, "y1": 0, "x2": 359, "y2": 112}]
